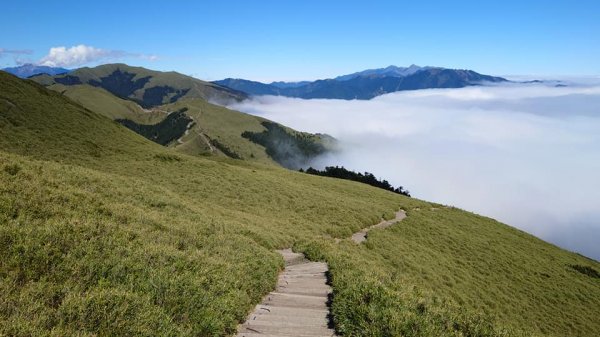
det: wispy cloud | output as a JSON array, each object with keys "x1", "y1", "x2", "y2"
[
  {"x1": 230, "y1": 83, "x2": 600, "y2": 260},
  {"x1": 0, "y1": 48, "x2": 35, "y2": 66},
  {"x1": 0, "y1": 48, "x2": 33, "y2": 58},
  {"x1": 38, "y1": 44, "x2": 158, "y2": 67}
]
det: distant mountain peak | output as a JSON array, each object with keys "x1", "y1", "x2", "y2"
[
  {"x1": 334, "y1": 64, "x2": 427, "y2": 81},
  {"x1": 214, "y1": 65, "x2": 507, "y2": 100},
  {"x1": 2, "y1": 63, "x2": 70, "y2": 78},
  {"x1": 384, "y1": 64, "x2": 420, "y2": 71},
  {"x1": 269, "y1": 80, "x2": 311, "y2": 89}
]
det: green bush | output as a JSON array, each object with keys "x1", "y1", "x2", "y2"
[
  {"x1": 570, "y1": 264, "x2": 600, "y2": 279},
  {"x1": 3, "y1": 163, "x2": 21, "y2": 176}
]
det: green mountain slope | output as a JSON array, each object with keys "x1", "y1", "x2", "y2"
[
  {"x1": 1, "y1": 72, "x2": 599, "y2": 336},
  {"x1": 32, "y1": 66, "x2": 331, "y2": 167},
  {"x1": 31, "y1": 63, "x2": 247, "y2": 108},
  {"x1": 164, "y1": 98, "x2": 334, "y2": 167},
  {"x1": 48, "y1": 83, "x2": 167, "y2": 124}
]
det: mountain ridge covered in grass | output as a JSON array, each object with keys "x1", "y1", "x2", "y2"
[
  {"x1": 27, "y1": 65, "x2": 334, "y2": 168},
  {"x1": 31, "y1": 63, "x2": 247, "y2": 107}
]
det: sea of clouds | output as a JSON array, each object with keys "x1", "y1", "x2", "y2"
[{"x1": 229, "y1": 81, "x2": 600, "y2": 260}]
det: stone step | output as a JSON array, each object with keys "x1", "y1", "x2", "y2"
[
  {"x1": 238, "y1": 324, "x2": 335, "y2": 336},
  {"x1": 280, "y1": 273, "x2": 327, "y2": 278},
  {"x1": 276, "y1": 283, "x2": 331, "y2": 291},
  {"x1": 261, "y1": 292, "x2": 329, "y2": 309},
  {"x1": 247, "y1": 305, "x2": 329, "y2": 319},
  {"x1": 242, "y1": 316, "x2": 329, "y2": 327},
  {"x1": 282, "y1": 267, "x2": 326, "y2": 271},
  {"x1": 236, "y1": 332, "x2": 335, "y2": 337},
  {"x1": 276, "y1": 287, "x2": 331, "y2": 297},
  {"x1": 286, "y1": 262, "x2": 327, "y2": 270}
]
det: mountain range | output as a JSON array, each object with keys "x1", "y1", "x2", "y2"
[
  {"x1": 5, "y1": 63, "x2": 508, "y2": 101},
  {"x1": 2, "y1": 63, "x2": 70, "y2": 78},
  {"x1": 214, "y1": 65, "x2": 508, "y2": 100}
]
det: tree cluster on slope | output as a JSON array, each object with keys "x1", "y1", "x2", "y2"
[
  {"x1": 241, "y1": 121, "x2": 329, "y2": 169},
  {"x1": 116, "y1": 107, "x2": 191, "y2": 146},
  {"x1": 301, "y1": 166, "x2": 410, "y2": 196}
]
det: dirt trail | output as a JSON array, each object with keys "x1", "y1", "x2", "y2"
[
  {"x1": 351, "y1": 210, "x2": 406, "y2": 243},
  {"x1": 197, "y1": 131, "x2": 216, "y2": 153},
  {"x1": 176, "y1": 118, "x2": 195, "y2": 145},
  {"x1": 236, "y1": 249, "x2": 337, "y2": 337}
]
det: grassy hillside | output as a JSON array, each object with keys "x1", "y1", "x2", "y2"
[
  {"x1": 30, "y1": 63, "x2": 247, "y2": 107},
  {"x1": 166, "y1": 98, "x2": 278, "y2": 163},
  {"x1": 299, "y1": 208, "x2": 600, "y2": 336},
  {"x1": 165, "y1": 98, "x2": 334, "y2": 167},
  {"x1": 48, "y1": 83, "x2": 167, "y2": 124},
  {"x1": 35, "y1": 70, "x2": 332, "y2": 167},
  {"x1": 241, "y1": 121, "x2": 334, "y2": 168},
  {"x1": 1, "y1": 72, "x2": 599, "y2": 336}
]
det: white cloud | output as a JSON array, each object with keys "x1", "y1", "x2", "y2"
[
  {"x1": 38, "y1": 44, "x2": 158, "y2": 68},
  {"x1": 39, "y1": 45, "x2": 108, "y2": 67},
  {"x1": 230, "y1": 83, "x2": 600, "y2": 260}
]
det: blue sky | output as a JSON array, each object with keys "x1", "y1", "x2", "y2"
[{"x1": 1, "y1": 0, "x2": 599, "y2": 81}]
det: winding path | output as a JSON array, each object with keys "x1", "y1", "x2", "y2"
[
  {"x1": 351, "y1": 210, "x2": 406, "y2": 243},
  {"x1": 236, "y1": 209, "x2": 406, "y2": 336},
  {"x1": 176, "y1": 118, "x2": 196, "y2": 144}
]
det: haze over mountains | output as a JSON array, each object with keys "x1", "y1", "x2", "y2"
[
  {"x1": 2, "y1": 63, "x2": 69, "y2": 78},
  {"x1": 214, "y1": 65, "x2": 508, "y2": 99}
]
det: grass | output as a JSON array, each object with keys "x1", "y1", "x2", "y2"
[
  {"x1": 0, "y1": 153, "x2": 283, "y2": 336},
  {"x1": 1, "y1": 71, "x2": 599, "y2": 336},
  {"x1": 48, "y1": 83, "x2": 167, "y2": 124},
  {"x1": 298, "y1": 207, "x2": 600, "y2": 336}
]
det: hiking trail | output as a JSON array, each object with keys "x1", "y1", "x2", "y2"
[{"x1": 236, "y1": 209, "x2": 406, "y2": 336}]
